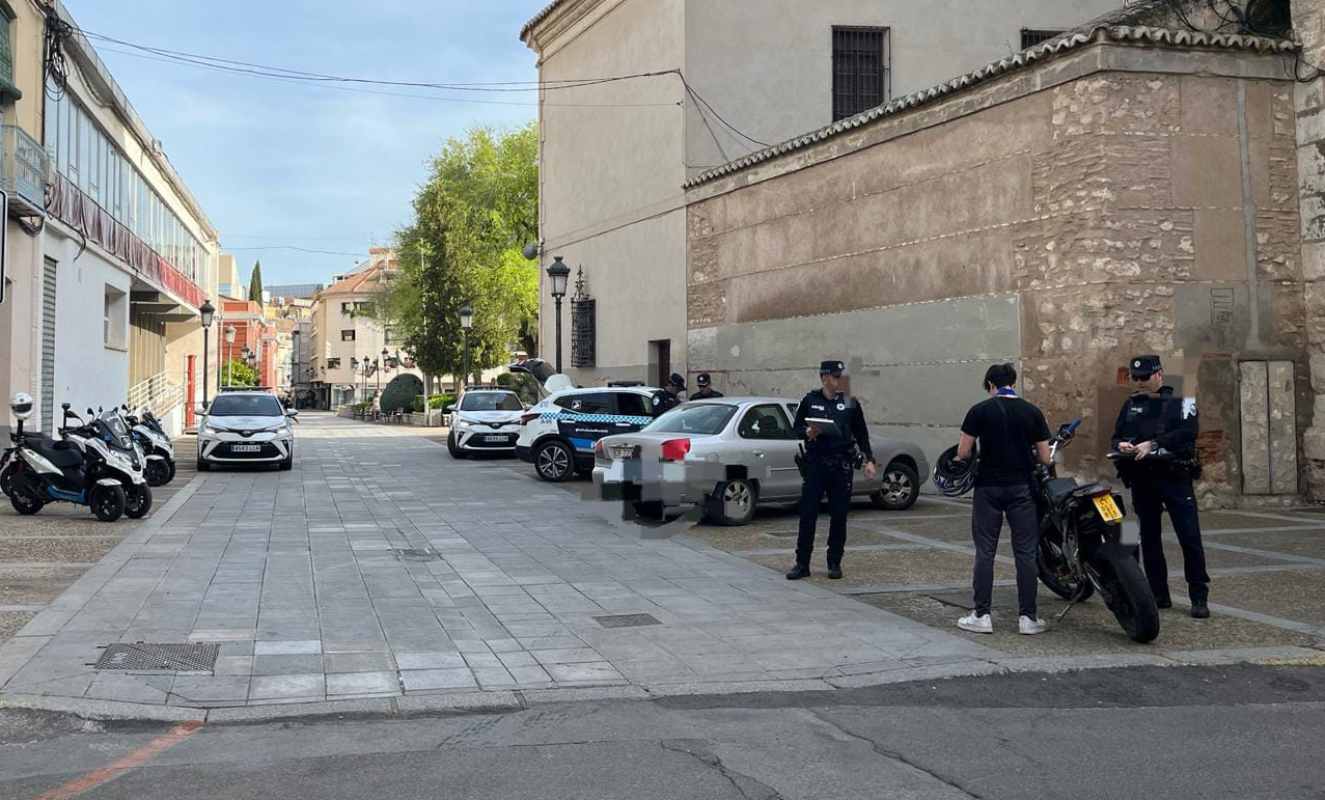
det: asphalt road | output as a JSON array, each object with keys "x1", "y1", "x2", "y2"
[{"x1": 3, "y1": 664, "x2": 1324, "y2": 800}]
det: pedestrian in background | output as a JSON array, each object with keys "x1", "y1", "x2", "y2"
[
  {"x1": 1111, "y1": 355, "x2": 1210, "y2": 618},
  {"x1": 954, "y1": 363, "x2": 1052, "y2": 635}
]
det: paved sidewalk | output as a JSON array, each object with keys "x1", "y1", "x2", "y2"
[{"x1": 0, "y1": 414, "x2": 1000, "y2": 711}]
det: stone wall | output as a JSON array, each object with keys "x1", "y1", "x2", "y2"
[
  {"x1": 1293, "y1": 0, "x2": 1325, "y2": 499},
  {"x1": 686, "y1": 35, "x2": 1302, "y2": 502}
]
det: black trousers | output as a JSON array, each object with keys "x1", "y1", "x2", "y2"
[
  {"x1": 796, "y1": 457, "x2": 852, "y2": 567},
  {"x1": 972, "y1": 484, "x2": 1039, "y2": 618},
  {"x1": 1130, "y1": 475, "x2": 1210, "y2": 604}
]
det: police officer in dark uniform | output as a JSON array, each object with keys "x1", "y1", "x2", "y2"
[
  {"x1": 691, "y1": 373, "x2": 723, "y2": 399},
  {"x1": 653, "y1": 373, "x2": 687, "y2": 414},
  {"x1": 1111, "y1": 355, "x2": 1211, "y2": 619},
  {"x1": 786, "y1": 360, "x2": 877, "y2": 580}
]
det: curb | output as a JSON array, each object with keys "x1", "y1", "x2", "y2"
[{"x1": 4, "y1": 646, "x2": 1322, "y2": 726}]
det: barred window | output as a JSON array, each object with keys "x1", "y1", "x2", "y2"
[
  {"x1": 832, "y1": 27, "x2": 889, "y2": 122},
  {"x1": 1020, "y1": 29, "x2": 1063, "y2": 49}
]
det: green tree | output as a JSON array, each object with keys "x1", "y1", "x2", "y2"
[
  {"x1": 377, "y1": 123, "x2": 539, "y2": 387},
  {"x1": 221, "y1": 358, "x2": 258, "y2": 388},
  {"x1": 248, "y1": 261, "x2": 264, "y2": 304}
]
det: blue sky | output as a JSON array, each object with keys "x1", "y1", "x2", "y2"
[{"x1": 67, "y1": 0, "x2": 543, "y2": 287}]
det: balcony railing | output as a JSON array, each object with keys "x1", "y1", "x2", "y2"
[
  {"x1": 127, "y1": 371, "x2": 184, "y2": 420},
  {"x1": 0, "y1": 125, "x2": 48, "y2": 216},
  {"x1": 46, "y1": 174, "x2": 204, "y2": 308}
]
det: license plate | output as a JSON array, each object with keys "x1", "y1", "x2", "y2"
[
  {"x1": 483, "y1": 435, "x2": 508, "y2": 443},
  {"x1": 1092, "y1": 494, "x2": 1122, "y2": 522},
  {"x1": 231, "y1": 444, "x2": 260, "y2": 453},
  {"x1": 611, "y1": 444, "x2": 638, "y2": 459}
]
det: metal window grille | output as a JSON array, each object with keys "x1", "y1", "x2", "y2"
[
  {"x1": 832, "y1": 27, "x2": 889, "y2": 122},
  {"x1": 1020, "y1": 29, "x2": 1064, "y2": 49}
]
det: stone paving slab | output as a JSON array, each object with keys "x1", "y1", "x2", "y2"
[{"x1": 0, "y1": 415, "x2": 1002, "y2": 711}]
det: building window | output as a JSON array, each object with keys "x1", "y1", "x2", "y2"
[
  {"x1": 103, "y1": 285, "x2": 128, "y2": 350},
  {"x1": 1020, "y1": 28, "x2": 1064, "y2": 49},
  {"x1": 0, "y1": 4, "x2": 19, "y2": 103},
  {"x1": 326, "y1": 357, "x2": 341, "y2": 369},
  {"x1": 341, "y1": 329, "x2": 355, "y2": 342},
  {"x1": 341, "y1": 302, "x2": 352, "y2": 314},
  {"x1": 832, "y1": 27, "x2": 889, "y2": 122}
]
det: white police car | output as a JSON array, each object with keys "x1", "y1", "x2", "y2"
[
  {"x1": 195, "y1": 389, "x2": 297, "y2": 471},
  {"x1": 446, "y1": 389, "x2": 526, "y2": 458},
  {"x1": 516, "y1": 385, "x2": 670, "y2": 482}
]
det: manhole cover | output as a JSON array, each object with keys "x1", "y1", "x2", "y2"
[
  {"x1": 95, "y1": 643, "x2": 219, "y2": 672},
  {"x1": 594, "y1": 613, "x2": 662, "y2": 629},
  {"x1": 393, "y1": 547, "x2": 438, "y2": 561}
]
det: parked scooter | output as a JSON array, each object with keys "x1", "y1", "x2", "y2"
[
  {"x1": 120, "y1": 405, "x2": 175, "y2": 486},
  {"x1": 5, "y1": 395, "x2": 130, "y2": 521},
  {"x1": 76, "y1": 407, "x2": 152, "y2": 518}
]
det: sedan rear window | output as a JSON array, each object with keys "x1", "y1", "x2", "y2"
[
  {"x1": 460, "y1": 392, "x2": 522, "y2": 411},
  {"x1": 208, "y1": 394, "x2": 283, "y2": 417},
  {"x1": 644, "y1": 404, "x2": 736, "y2": 435}
]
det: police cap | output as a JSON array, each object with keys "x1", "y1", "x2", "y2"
[
  {"x1": 668, "y1": 372, "x2": 686, "y2": 389},
  {"x1": 696, "y1": 373, "x2": 711, "y2": 387},
  {"x1": 1129, "y1": 355, "x2": 1162, "y2": 378},
  {"x1": 819, "y1": 360, "x2": 846, "y2": 377}
]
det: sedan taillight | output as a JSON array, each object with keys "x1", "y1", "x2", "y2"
[
  {"x1": 594, "y1": 440, "x2": 608, "y2": 461},
  {"x1": 660, "y1": 438, "x2": 691, "y2": 462}
]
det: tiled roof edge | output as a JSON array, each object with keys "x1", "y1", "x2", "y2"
[{"x1": 683, "y1": 25, "x2": 1297, "y2": 189}]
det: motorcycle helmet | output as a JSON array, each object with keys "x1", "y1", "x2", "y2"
[
  {"x1": 10, "y1": 393, "x2": 33, "y2": 421},
  {"x1": 933, "y1": 445, "x2": 977, "y2": 497}
]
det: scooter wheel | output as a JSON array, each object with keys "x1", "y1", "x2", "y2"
[
  {"x1": 91, "y1": 484, "x2": 125, "y2": 522},
  {"x1": 144, "y1": 459, "x2": 171, "y2": 487},
  {"x1": 124, "y1": 484, "x2": 153, "y2": 519},
  {"x1": 9, "y1": 484, "x2": 43, "y2": 515}
]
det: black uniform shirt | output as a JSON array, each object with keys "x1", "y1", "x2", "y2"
[
  {"x1": 691, "y1": 388, "x2": 724, "y2": 399},
  {"x1": 792, "y1": 389, "x2": 873, "y2": 462},
  {"x1": 1110, "y1": 386, "x2": 1198, "y2": 458}
]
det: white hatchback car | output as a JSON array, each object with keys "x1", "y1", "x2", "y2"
[
  {"x1": 196, "y1": 390, "x2": 297, "y2": 471},
  {"x1": 446, "y1": 389, "x2": 526, "y2": 458}
]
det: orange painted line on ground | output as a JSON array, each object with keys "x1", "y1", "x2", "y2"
[{"x1": 33, "y1": 720, "x2": 203, "y2": 800}]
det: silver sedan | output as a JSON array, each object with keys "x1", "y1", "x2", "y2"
[{"x1": 591, "y1": 396, "x2": 929, "y2": 525}]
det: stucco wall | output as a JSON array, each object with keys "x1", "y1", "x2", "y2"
[
  {"x1": 686, "y1": 40, "x2": 1302, "y2": 499},
  {"x1": 682, "y1": 0, "x2": 1120, "y2": 178}
]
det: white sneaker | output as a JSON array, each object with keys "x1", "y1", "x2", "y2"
[
  {"x1": 957, "y1": 612, "x2": 993, "y2": 634},
  {"x1": 1019, "y1": 615, "x2": 1047, "y2": 635}
]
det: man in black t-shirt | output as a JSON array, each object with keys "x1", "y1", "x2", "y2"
[{"x1": 953, "y1": 363, "x2": 1052, "y2": 636}]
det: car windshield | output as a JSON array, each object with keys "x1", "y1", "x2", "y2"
[
  {"x1": 644, "y1": 403, "x2": 736, "y2": 435},
  {"x1": 460, "y1": 393, "x2": 522, "y2": 412},
  {"x1": 208, "y1": 394, "x2": 284, "y2": 417}
]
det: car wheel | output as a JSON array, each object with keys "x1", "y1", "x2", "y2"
[
  {"x1": 871, "y1": 462, "x2": 919, "y2": 511},
  {"x1": 708, "y1": 479, "x2": 757, "y2": 526},
  {"x1": 279, "y1": 455, "x2": 293, "y2": 471},
  {"x1": 196, "y1": 456, "x2": 210, "y2": 472},
  {"x1": 534, "y1": 440, "x2": 574, "y2": 482},
  {"x1": 448, "y1": 432, "x2": 466, "y2": 459}
]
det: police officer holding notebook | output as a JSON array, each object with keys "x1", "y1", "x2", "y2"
[
  {"x1": 1111, "y1": 355, "x2": 1210, "y2": 618},
  {"x1": 786, "y1": 360, "x2": 877, "y2": 581}
]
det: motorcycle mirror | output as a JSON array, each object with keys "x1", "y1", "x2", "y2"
[{"x1": 61, "y1": 402, "x2": 71, "y2": 411}]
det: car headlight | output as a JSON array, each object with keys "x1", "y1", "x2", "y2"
[
  {"x1": 455, "y1": 419, "x2": 472, "y2": 430},
  {"x1": 202, "y1": 422, "x2": 224, "y2": 435}
]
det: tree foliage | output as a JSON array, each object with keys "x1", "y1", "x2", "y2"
[
  {"x1": 377, "y1": 123, "x2": 539, "y2": 386},
  {"x1": 379, "y1": 373, "x2": 424, "y2": 414},
  {"x1": 248, "y1": 261, "x2": 264, "y2": 304},
  {"x1": 222, "y1": 358, "x2": 258, "y2": 388}
]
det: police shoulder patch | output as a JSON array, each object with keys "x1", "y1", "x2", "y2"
[{"x1": 1182, "y1": 397, "x2": 1198, "y2": 419}]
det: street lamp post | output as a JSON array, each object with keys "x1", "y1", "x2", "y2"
[
  {"x1": 459, "y1": 304, "x2": 474, "y2": 389},
  {"x1": 546, "y1": 258, "x2": 570, "y2": 374},
  {"x1": 224, "y1": 325, "x2": 236, "y2": 388},
  {"x1": 199, "y1": 300, "x2": 215, "y2": 408}
]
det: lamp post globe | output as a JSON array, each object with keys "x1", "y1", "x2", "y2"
[{"x1": 546, "y1": 257, "x2": 571, "y2": 375}]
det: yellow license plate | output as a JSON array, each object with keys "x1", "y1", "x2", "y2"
[{"x1": 1092, "y1": 494, "x2": 1122, "y2": 522}]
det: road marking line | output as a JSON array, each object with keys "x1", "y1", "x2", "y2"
[{"x1": 33, "y1": 720, "x2": 203, "y2": 800}]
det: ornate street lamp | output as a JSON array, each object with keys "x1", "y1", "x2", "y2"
[
  {"x1": 546, "y1": 257, "x2": 570, "y2": 374},
  {"x1": 199, "y1": 300, "x2": 215, "y2": 408},
  {"x1": 224, "y1": 325, "x2": 237, "y2": 387}
]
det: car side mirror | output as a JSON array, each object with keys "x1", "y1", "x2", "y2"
[
  {"x1": 195, "y1": 402, "x2": 207, "y2": 416},
  {"x1": 445, "y1": 405, "x2": 456, "y2": 413},
  {"x1": 286, "y1": 409, "x2": 299, "y2": 417}
]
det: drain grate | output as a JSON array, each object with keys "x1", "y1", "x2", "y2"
[
  {"x1": 95, "y1": 643, "x2": 220, "y2": 672},
  {"x1": 594, "y1": 613, "x2": 662, "y2": 629}
]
